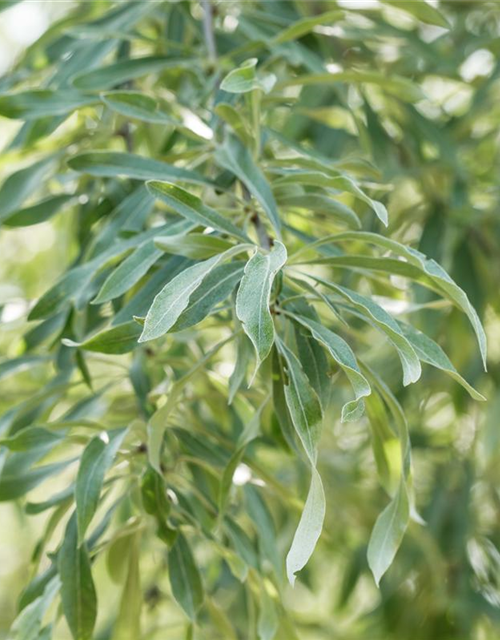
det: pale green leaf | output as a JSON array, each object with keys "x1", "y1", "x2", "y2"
[
  {"x1": 0, "y1": 156, "x2": 55, "y2": 222},
  {"x1": 272, "y1": 10, "x2": 343, "y2": 44},
  {"x1": 64, "y1": 322, "x2": 141, "y2": 355},
  {"x1": 0, "y1": 90, "x2": 95, "y2": 119},
  {"x1": 7, "y1": 576, "x2": 60, "y2": 640},
  {"x1": 398, "y1": 321, "x2": 485, "y2": 400},
  {"x1": 75, "y1": 430, "x2": 125, "y2": 544},
  {"x1": 289, "y1": 312, "x2": 371, "y2": 421},
  {"x1": 215, "y1": 137, "x2": 281, "y2": 236},
  {"x1": 236, "y1": 242, "x2": 287, "y2": 373},
  {"x1": 140, "y1": 244, "x2": 248, "y2": 342},
  {"x1": 147, "y1": 181, "x2": 250, "y2": 242},
  {"x1": 367, "y1": 480, "x2": 409, "y2": 586},
  {"x1": 168, "y1": 533, "x2": 204, "y2": 621},
  {"x1": 72, "y1": 56, "x2": 193, "y2": 91},
  {"x1": 381, "y1": 0, "x2": 450, "y2": 28},
  {"x1": 101, "y1": 90, "x2": 176, "y2": 124},
  {"x1": 58, "y1": 514, "x2": 97, "y2": 640},
  {"x1": 68, "y1": 151, "x2": 209, "y2": 185},
  {"x1": 286, "y1": 467, "x2": 325, "y2": 586}
]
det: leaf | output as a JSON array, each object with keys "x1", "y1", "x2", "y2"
[
  {"x1": 381, "y1": 0, "x2": 450, "y2": 28},
  {"x1": 113, "y1": 256, "x2": 190, "y2": 325},
  {"x1": 0, "y1": 355, "x2": 47, "y2": 381},
  {"x1": 0, "y1": 427, "x2": 64, "y2": 452},
  {"x1": 228, "y1": 333, "x2": 252, "y2": 405},
  {"x1": 7, "y1": 576, "x2": 60, "y2": 640},
  {"x1": 236, "y1": 242, "x2": 287, "y2": 375},
  {"x1": 64, "y1": 322, "x2": 142, "y2": 355},
  {"x1": 277, "y1": 340, "x2": 325, "y2": 584},
  {"x1": 215, "y1": 137, "x2": 281, "y2": 236},
  {"x1": 367, "y1": 480, "x2": 410, "y2": 586},
  {"x1": 282, "y1": 70, "x2": 425, "y2": 103},
  {"x1": 72, "y1": 56, "x2": 193, "y2": 91},
  {"x1": 67, "y1": 151, "x2": 209, "y2": 185},
  {"x1": 214, "y1": 103, "x2": 252, "y2": 146},
  {"x1": 330, "y1": 231, "x2": 488, "y2": 369},
  {"x1": 58, "y1": 514, "x2": 97, "y2": 640},
  {"x1": 75, "y1": 430, "x2": 125, "y2": 543},
  {"x1": 155, "y1": 233, "x2": 233, "y2": 259},
  {"x1": 93, "y1": 240, "x2": 163, "y2": 304},
  {"x1": 398, "y1": 321, "x2": 485, "y2": 401},
  {"x1": 0, "y1": 90, "x2": 95, "y2": 119},
  {"x1": 220, "y1": 58, "x2": 276, "y2": 94},
  {"x1": 168, "y1": 533, "x2": 204, "y2": 621},
  {"x1": 257, "y1": 583, "x2": 279, "y2": 640},
  {"x1": 140, "y1": 245, "x2": 248, "y2": 342},
  {"x1": 277, "y1": 193, "x2": 361, "y2": 229},
  {"x1": 289, "y1": 313, "x2": 371, "y2": 421},
  {"x1": 0, "y1": 156, "x2": 55, "y2": 222},
  {"x1": 286, "y1": 467, "x2": 325, "y2": 587},
  {"x1": 3, "y1": 194, "x2": 73, "y2": 227},
  {"x1": 172, "y1": 262, "x2": 244, "y2": 332},
  {"x1": 146, "y1": 181, "x2": 250, "y2": 242},
  {"x1": 0, "y1": 459, "x2": 71, "y2": 501},
  {"x1": 276, "y1": 171, "x2": 388, "y2": 226},
  {"x1": 278, "y1": 340, "x2": 323, "y2": 464},
  {"x1": 111, "y1": 532, "x2": 142, "y2": 640},
  {"x1": 335, "y1": 285, "x2": 421, "y2": 386},
  {"x1": 272, "y1": 10, "x2": 343, "y2": 44},
  {"x1": 101, "y1": 90, "x2": 176, "y2": 124}
]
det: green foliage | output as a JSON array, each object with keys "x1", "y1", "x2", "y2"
[{"x1": 0, "y1": 1, "x2": 498, "y2": 639}]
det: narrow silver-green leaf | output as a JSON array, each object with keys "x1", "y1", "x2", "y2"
[
  {"x1": 290, "y1": 313, "x2": 371, "y2": 421},
  {"x1": 286, "y1": 467, "x2": 325, "y2": 587},
  {"x1": 0, "y1": 90, "x2": 95, "y2": 119},
  {"x1": 0, "y1": 156, "x2": 55, "y2": 222},
  {"x1": 76, "y1": 430, "x2": 125, "y2": 543},
  {"x1": 215, "y1": 137, "x2": 281, "y2": 236},
  {"x1": 173, "y1": 262, "x2": 244, "y2": 332},
  {"x1": 398, "y1": 321, "x2": 485, "y2": 401},
  {"x1": 272, "y1": 10, "x2": 343, "y2": 44},
  {"x1": 367, "y1": 480, "x2": 410, "y2": 586},
  {"x1": 58, "y1": 515, "x2": 97, "y2": 640},
  {"x1": 236, "y1": 242, "x2": 287, "y2": 373},
  {"x1": 278, "y1": 340, "x2": 323, "y2": 464},
  {"x1": 147, "y1": 181, "x2": 250, "y2": 242},
  {"x1": 155, "y1": 233, "x2": 233, "y2": 259},
  {"x1": 68, "y1": 151, "x2": 209, "y2": 185},
  {"x1": 140, "y1": 245, "x2": 248, "y2": 342},
  {"x1": 332, "y1": 231, "x2": 487, "y2": 369},
  {"x1": 64, "y1": 322, "x2": 142, "y2": 355},
  {"x1": 8, "y1": 576, "x2": 60, "y2": 640},
  {"x1": 111, "y1": 532, "x2": 142, "y2": 640},
  {"x1": 101, "y1": 90, "x2": 176, "y2": 124},
  {"x1": 168, "y1": 533, "x2": 204, "y2": 621},
  {"x1": 3, "y1": 194, "x2": 73, "y2": 227},
  {"x1": 72, "y1": 56, "x2": 193, "y2": 91},
  {"x1": 93, "y1": 240, "x2": 163, "y2": 304}
]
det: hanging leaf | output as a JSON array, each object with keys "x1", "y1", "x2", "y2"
[
  {"x1": 215, "y1": 137, "x2": 281, "y2": 236},
  {"x1": 147, "y1": 181, "x2": 250, "y2": 242},
  {"x1": 168, "y1": 533, "x2": 204, "y2": 621},
  {"x1": 58, "y1": 514, "x2": 97, "y2": 640},
  {"x1": 236, "y1": 242, "x2": 287, "y2": 374},
  {"x1": 75, "y1": 430, "x2": 125, "y2": 543}
]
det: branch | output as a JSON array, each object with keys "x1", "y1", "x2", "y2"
[{"x1": 201, "y1": 0, "x2": 217, "y2": 62}]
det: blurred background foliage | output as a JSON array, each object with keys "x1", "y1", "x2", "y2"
[{"x1": 0, "y1": 1, "x2": 499, "y2": 639}]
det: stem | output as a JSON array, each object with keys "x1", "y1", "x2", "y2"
[
  {"x1": 241, "y1": 182, "x2": 272, "y2": 250},
  {"x1": 201, "y1": 0, "x2": 217, "y2": 62}
]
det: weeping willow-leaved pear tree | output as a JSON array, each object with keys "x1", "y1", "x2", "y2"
[{"x1": 0, "y1": 1, "x2": 488, "y2": 639}]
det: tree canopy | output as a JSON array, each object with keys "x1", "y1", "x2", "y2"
[{"x1": 0, "y1": 2, "x2": 499, "y2": 639}]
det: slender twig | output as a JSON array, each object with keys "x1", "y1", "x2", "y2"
[{"x1": 201, "y1": 0, "x2": 217, "y2": 62}]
